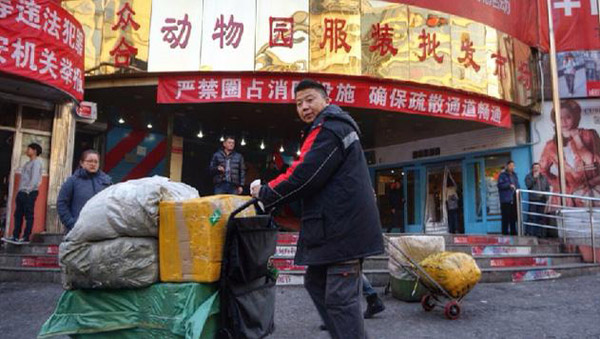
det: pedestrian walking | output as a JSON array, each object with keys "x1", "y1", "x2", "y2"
[
  {"x1": 446, "y1": 182, "x2": 460, "y2": 234},
  {"x1": 525, "y1": 163, "x2": 550, "y2": 237},
  {"x1": 498, "y1": 160, "x2": 520, "y2": 235},
  {"x1": 209, "y1": 136, "x2": 245, "y2": 195},
  {"x1": 252, "y1": 79, "x2": 384, "y2": 339},
  {"x1": 57, "y1": 150, "x2": 112, "y2": 232},
  {"x1": 4, "y1": 143, "x2": 43, "y2": 244}
]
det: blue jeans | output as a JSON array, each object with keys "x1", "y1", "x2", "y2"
[
  {"x1": 362, "y1": 273, "x2": 377, "y2": 297},
  {"x1": 214, "y1": 182, "x2": 238, "y2": 194}
]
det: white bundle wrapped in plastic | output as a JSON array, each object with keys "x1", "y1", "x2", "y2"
[
  {"x1": 59, "y1": 176, "x2": 199, "y2": 289},
  {"x1": 65, "y1": 176, "x2": 199, "y2": 243},
  {"x1": 387, "y1": 235, "x2": 445, "y2": 279}
]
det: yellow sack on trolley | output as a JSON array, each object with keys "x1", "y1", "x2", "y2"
[
  {"x1": 419, "y1": 252, "x2": 481, "y2": 299},
  {"x1": 159, "y1": 195, "x2": 256, "y2": 283}
]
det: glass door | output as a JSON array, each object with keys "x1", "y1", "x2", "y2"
[
  {"x1": 464, "y1": 159, "x2": 486, "y2": 234},
  {"x1": 403, "y1": 166, "x2": 424, "y2": 233}
]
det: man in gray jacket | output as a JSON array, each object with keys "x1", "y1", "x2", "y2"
[
  {"x1": 525, "y1": 162, "x2": 550, "y2": 237},
  {"x1": 8, "y1": 143, "x2": 43, "y2": 244}
]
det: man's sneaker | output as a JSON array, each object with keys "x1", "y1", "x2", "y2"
[
  {"x1": 18, "y1": 238, "x2": 30, "y2": 244},
  {"x1": 2, "y1": 236, "x2": 19, "y2": 244},
  {"x1": 364, "y1": 294, "x2": 385, "y2": 319}
]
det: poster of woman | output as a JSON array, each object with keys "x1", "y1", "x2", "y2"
[{"x1": 534, "y1": 100, "x2": 600, "y2": 208}]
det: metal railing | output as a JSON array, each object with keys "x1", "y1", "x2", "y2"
[{"x1": 516, "y1": 189, "x2": 598, "y2": 264}]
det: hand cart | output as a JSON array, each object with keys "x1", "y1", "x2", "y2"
[{"x1": 387, "y1": 239, "x2": 468, "y2": 320}]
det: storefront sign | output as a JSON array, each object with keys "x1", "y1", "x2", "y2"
[
  {"x1": 75, "y1": 101, "x2": 97, "y2": 120},
  {"x1": 148, "y1": 0, "x2": 203, "y2": 72},
  {"x1": 0, "y1": 0, "x2": 85, "y2": 100},
  {"x1": 158, "y1": 73, "x2": 512, "y2": 128}
]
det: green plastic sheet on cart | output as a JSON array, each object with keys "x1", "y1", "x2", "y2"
[{"x1": 38, "y1": 283, "x2": 219, "y2": 339}]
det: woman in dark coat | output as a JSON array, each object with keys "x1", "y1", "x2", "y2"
[{"x1": 57, "y1": 150, "x2": 112, "y2": 231}]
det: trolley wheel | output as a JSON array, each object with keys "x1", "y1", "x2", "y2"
[
  {"x1": 444, "y1": 301, "x2": 461, "y2": 320},
  {"x1": 421, "y1": 294, "x2": 435, "y2": 312}
]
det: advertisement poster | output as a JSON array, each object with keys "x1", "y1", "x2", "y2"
[
  {"x1": 543, "y1": 51, "x2": 600, "y2": 99},
  {"x1": 533, "y1": 100, "x2": 600, "y2": 207}
]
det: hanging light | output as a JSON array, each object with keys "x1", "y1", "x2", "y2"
[
  {"x1": 296, "y1": 148, "x2": 301, "y2": 156},
  {"x1": 241, "y1": 138, "x2": 246, "y2": 146},
  {"x1": 118, "y1": 118, "x2": 125, "y2": 124},
  {"x1": 219, "y1": 135, "x2": 225, "y2": 142},
  {"x1": 260, "y1": 141, "x2": 265, "y2": 150},
  {"x1": 147, "y1": 123, "x2": 153, "y2": 129},
  {"x1": 279, "y1": 145, "x2": 285, "y2": 153},
  {"x1": 197, "y1": 130, "x2": 203, "y2": 138}
]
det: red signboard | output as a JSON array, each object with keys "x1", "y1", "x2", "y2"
[
  {"x1": 0, "y1": 0, "x2": 84, "y2": 101},
  {"x1": 158, "y1": 73, "x2": 512, "y2": 128},
  {"x1": 538, "y1": 0, "x2": 600, "y2": 52},
  {"x1": 388, "y1": 0, "x2": 540, "y2": 49}
]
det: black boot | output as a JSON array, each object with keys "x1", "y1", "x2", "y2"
[{"x1": 364, "y1": 294, "x2": 385, "y2": 319}]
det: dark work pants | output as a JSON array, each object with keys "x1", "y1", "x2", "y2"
[
  {"x1": 527, "y1": 201, "x2": 547, "y2": 238},
  {"x1": 500, "y1": 202, "x2": 517, "y2": 235},
  {"x1": 214, "y1": 182, "x2": 237, "y2": 194},
  {"x1": 13, "y1": 190, "x2": 38, "y2": 240},
  {"x1": 304, "y1": 261, "x2": 366, "y2": 339}
]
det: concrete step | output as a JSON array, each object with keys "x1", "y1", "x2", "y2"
[
  {"x1": 447, "y1": 244, "x2": 561, "y2": 255},
  {"x1": 0, "y1": 242, "x2": 59, "y2": 255},
  {"x1": 384, "y1": 234, "x2": 541, "y2": 246},
  {"x1": 0, "y1": 266, "x2": 61, "y2": 283},
  {"x1": 480, "y1": 263, "x2": 600, "y2": 283},
  {"x1": 474, "y1": 253, "x2": 582, "y2": 269},
  {"x1": 30, "y1": 233, "x2": 64, "y2": 245},
  {"x1": 0, "y1": 253, "x2": 59, "y2": 269}
]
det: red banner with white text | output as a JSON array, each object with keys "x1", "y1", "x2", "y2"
[
  {"x1": 538, "y1": 0, "x2": 600, "y2": 52},
  {"x1": 0, "y1": 0, "x2": 84, "y2": 101},
  {"x1": 158, "y1": 73, "x2": 512, "y2": 128}
]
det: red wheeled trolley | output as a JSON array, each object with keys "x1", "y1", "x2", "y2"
[{"x1": 387, "y1": 239, "x2": 468, "y2": 320}]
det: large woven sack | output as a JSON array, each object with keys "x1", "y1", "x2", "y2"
[
  {"x1": 419, "y1": 251, "x2": 481, "y2": 299},
  {"x1": 66, "y1": 176, "x2": 199, "y2": 243},
  {"x1": 387, "y1": 235, "x2": 445, "y2": 277}
]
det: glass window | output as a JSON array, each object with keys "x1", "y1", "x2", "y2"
[
  {"x1": 21, "y1": 105, "x2": 53, "y2": 132},
  {"x1": 406, "y1": 170, "x2": 417, "y2": 225},
  {"x1": 0, "y1": 101, "x2": 17, "y2": 127},
  {"x1": 484, "y1": 153, "x2": 511, "y2": 216}
]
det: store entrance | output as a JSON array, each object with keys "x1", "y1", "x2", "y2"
[
  {"x1": 0, "y1": 130, "x2": 13, "y2": 235},
  {"x1": 424, "y1": 164, "x2": 463, "y2": 234}
]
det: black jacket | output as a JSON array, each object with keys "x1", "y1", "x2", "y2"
[
  {"x1": 209, "y1": 150, "x2": 245, "y2": 187},
  {"x1": 258, "y1": 105, "x2": 384, "y2": 266}
]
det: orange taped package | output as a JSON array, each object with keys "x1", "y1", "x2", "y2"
[{"x1": 159, "y1": 195, "x2": 256, "y2": 283}]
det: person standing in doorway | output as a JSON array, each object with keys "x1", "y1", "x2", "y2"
[
  {"x1": 210, "y1": 136, "x2": 245, "y2": 195},
  {"x1": 525, "y1": 163, "x2": 550, "y2": 237},
  {"x1": 387, "y1": 181, "x2": 404, "y2": 233},
  {"x1": 498, "y1": 160, "x2": 520, "y2": 235},
  {"x1": 4, "y1": 143, "x2": 43, "y2": 244},
  {"x1": 446, "y1": 182, "x2": 460, "y2": 234},
  {"x1": 57, "y1": 150, "x2": 112, "y2": 233},
  {"x1": 252, "y1": 79, "x2": 384, "y2": 339}
]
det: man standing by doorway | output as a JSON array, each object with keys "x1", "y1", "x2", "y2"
[
  {"x1": 525, "y1": 162, "x2": 550, "y2": 237},
  {"x1": 498, "y1": 160, "x2": 520, "y2": 235},
  {"x1": 252, "y1": 79, "x2": 384, "y2": 339},
  {"x1": 5, "y1": 143, "x2": 43, "y2": 244},
  {"x1": 210, "y1": 136, "x2": 245, "y2": 195}
]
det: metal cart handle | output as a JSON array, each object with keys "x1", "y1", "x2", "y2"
[{"x1": 229, "y1": 197, "x2": 265, "y2": 218}]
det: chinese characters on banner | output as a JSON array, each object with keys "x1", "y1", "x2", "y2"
[
  {"x1": 255, "y1": 0, "x2": 309, "y2": 72},
  {"x1": 157, "y1": 73, "x2": 511, "y2": 128},
  {"x1": 450, "y1": 16, "x2": 487, "y2": 95},
  {"x1": 100, "y1": 0, "x2": 150, "y2": 71},
  {"x1": 0, "y1": 0, "x2": 84, "y2": 100},
  {"x1": 361, "y1": 1, "x2": 409, "y2": 80},
  {"x1": 538, "y1": 0, "x2": 600, "y2": 52},
  {"x1": 408, "y1": 7, "x2": 452, "y2": 88},
  {"x1": 200, "y1": 0, "x2": 255, "y2": 71},
  {"x1": 310, "y1": 0, "x2": 361, "y2": 75},
  {"x1": 148, "y1": 0, "x2": 203, "y2": 72}
]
